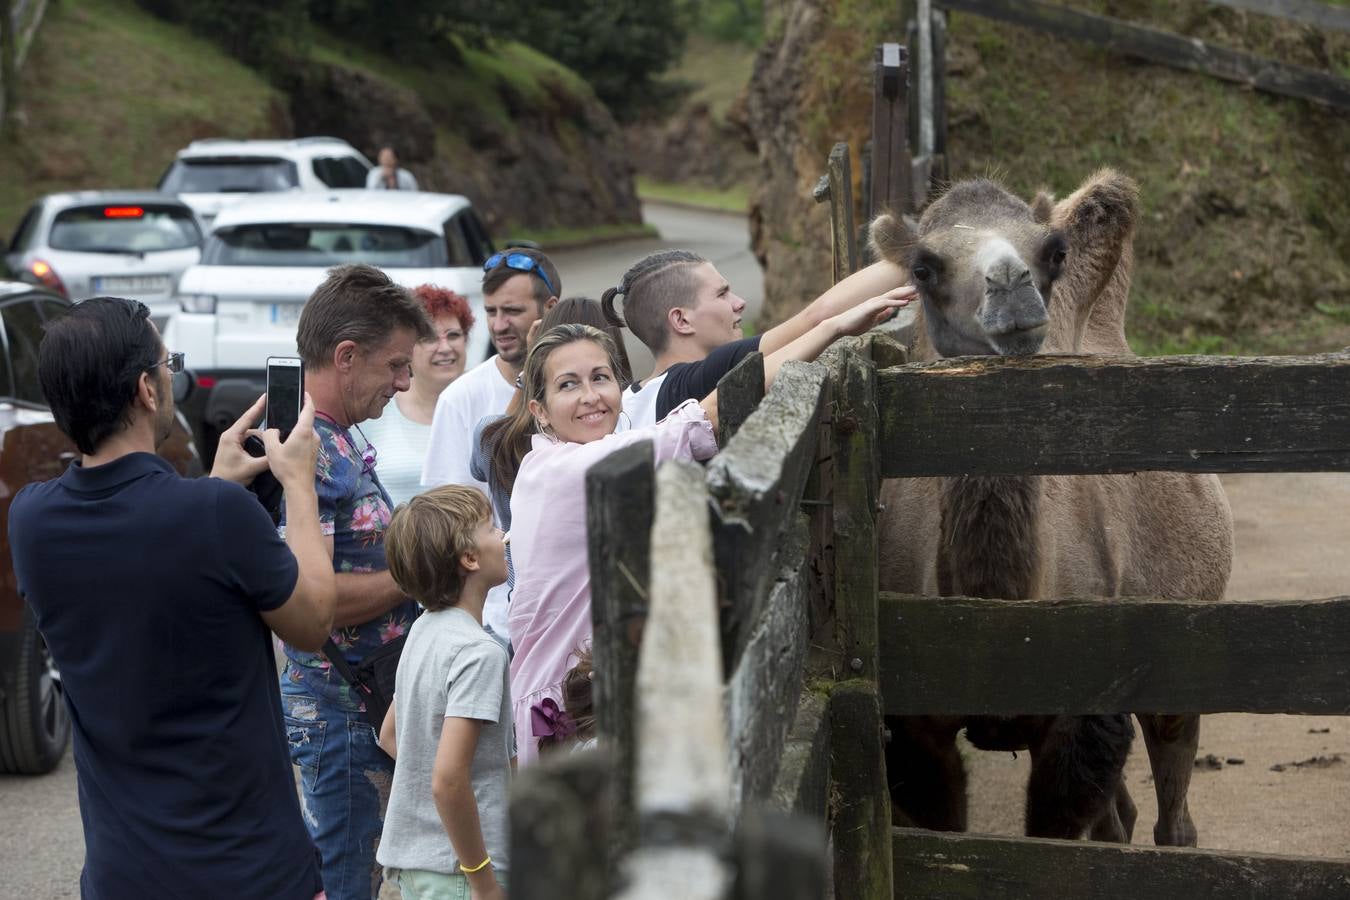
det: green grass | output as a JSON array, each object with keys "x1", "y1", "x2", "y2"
[
  {"x1": 0, "y1": 0, "x2": 283, "y2": 233},
  {"x1": 636, "y1": 176, "x2": 751, "y2": 213},
  {"x1": 660, "y1": 34, "x2": 758, "y2": 122}
]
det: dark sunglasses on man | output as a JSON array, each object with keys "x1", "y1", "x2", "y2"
[{"x1": 483, "y1": 252, "x2": 556, "y2": 296}]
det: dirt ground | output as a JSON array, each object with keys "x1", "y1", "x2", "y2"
[{"x1": 961, "y1": 473, "x2": 1350, "y2": 858}]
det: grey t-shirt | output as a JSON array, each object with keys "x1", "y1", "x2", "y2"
[{"x1": 377, "y1": 606, "x2": 514, "y2": 874}]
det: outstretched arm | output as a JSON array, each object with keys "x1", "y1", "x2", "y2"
[
  {"x1": 701, "y1": 287, "x2": 915, "y2": 428},
  {"x1": 757, "y1": 260, "x2": 907, "y2": 356}
]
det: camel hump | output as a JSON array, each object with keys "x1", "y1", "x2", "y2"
[{"x1": 868, "y1": 211, "x2": 914, "y2": 266}]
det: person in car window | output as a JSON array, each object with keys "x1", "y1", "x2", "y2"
[
  {"x1": 359, "y1": 284, "x2": 475, "y2": 508},
  {"x1": 281, "y1": 264, "x2": 433, "y2": 900},
  {"x1": 365, "y1": 146, "x2": 419, "y2": 191},
  {"x1": 9, "y1": 297, "x2": 336, "y2": 899}
]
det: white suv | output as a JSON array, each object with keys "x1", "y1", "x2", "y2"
[
  {"x1": 157, "y1": 137, "x2": 373, "y2": 230},
  {"x1": 164, "y1": 190, "x2": 496, "y2": 463}
]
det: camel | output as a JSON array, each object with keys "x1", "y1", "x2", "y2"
[{"x1": 870, "y1": 170, "x2": 1234, "y2": 845}]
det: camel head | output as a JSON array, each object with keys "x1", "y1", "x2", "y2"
[{"x1": 870, "y1": 179, "x2": 1067, "y2": 358}]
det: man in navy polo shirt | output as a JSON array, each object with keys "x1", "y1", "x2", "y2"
[{"x1": 9, "y1": 297, "x2": 337, "y2": 899}]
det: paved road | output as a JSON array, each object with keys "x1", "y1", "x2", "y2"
[
  {"x1": 550, "y1": 201, "x2": 764, "y2": 381},
  {"x1": 0, "y1": 201, "x2": 761, "y2": 900}
]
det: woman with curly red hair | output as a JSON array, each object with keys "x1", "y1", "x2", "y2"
[{"x1": 360, "y1": 284, "x2": 476, "y2": 507}]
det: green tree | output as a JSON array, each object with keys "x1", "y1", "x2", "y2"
[{"x1": 511, "y1": 0, "x2": 693, "y2": 121}]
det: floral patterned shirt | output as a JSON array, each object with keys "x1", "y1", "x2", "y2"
[{"x1": 280, "y1": 417, "x2": 420, "y2": 711}]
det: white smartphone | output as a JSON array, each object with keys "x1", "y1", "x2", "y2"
[{"x1": 266, "y1": 357, "x2": 304, "y2": 440}]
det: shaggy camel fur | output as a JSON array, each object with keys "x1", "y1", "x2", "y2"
[{"x1": 872, "y1": 170, "x2": 1234, "y2": 845}]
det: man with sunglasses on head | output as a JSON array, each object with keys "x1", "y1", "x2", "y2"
[
  {"x1": 8, "y1": 297, "x2": 336, "y2": 899},
  {"x1": 282, "y1": 264, "x2": 435, "y2": 900},
  {"x1": 422, "y1": 247, "x2": 560, "y2": 645}
]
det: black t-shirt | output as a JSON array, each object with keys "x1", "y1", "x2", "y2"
[
  {"x1": 646, "y1": 335, "x2": 763, "y2": 423},
  {"x1": 9, "y1": 453, "x2": 320, "y2": 900}
]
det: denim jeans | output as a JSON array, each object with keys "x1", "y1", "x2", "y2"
[{"x1": 282, "y1": 680, "x2": 394, "y2": 900}]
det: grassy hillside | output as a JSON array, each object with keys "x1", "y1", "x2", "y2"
[
  {"x1": 0, "y1": 0, "x2": 285, "y2": 234},
  {"x1": 0, "y1": 0, "x2": 643, "y2": 244}
]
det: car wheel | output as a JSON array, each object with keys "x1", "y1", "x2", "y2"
[{"x1": 0, "y1": 604, "x2": 70, "y2": 774}]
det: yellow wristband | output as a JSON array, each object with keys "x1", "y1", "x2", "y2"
[{"x1": 459, "y1": 856, "x2": 492, "y2": 874}]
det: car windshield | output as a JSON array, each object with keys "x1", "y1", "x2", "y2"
[
  {"x1": 202, "y1": 223, "x2": 447, "y2": 268},
  {"x1": 158, "y1": 157, "x2": 299, "y2": 193},
  {"x1": 49, "y1": 205, "x2": 202, "y2": 253}
]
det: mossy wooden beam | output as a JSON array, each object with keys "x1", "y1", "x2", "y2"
[
  {"x1": 769, "y1": 690, "x2": 831, "y2": 819},
  {"x1": 877, "y1": 352, "x2": 1350, "y2": 477},
  {"x1": 716, "y1": 350, "x2": 766, "y2": 448},
  {"x1": 709, "y1": 361, "x2": 828, "y2": 670},
  {"x1": 892, "y1": 828, "x2": 1350, "y2": 899},
  {"x1": 726, "y1": 526, "x2": 811, "y2": 808},
  {"x1": 831, "y1": 682, "x2": 894, "y2": 900},
  {"x1": 880, "y1": 593, "x2": 1350, "y2": 716}
]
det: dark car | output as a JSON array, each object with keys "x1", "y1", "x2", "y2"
[{"x1": 0, "y1": 283, "x2": 203, "y2": 774}]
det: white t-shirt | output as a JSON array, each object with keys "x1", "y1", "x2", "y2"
[
  {"x1": 358, "y1": 395, "x2": 432, "y2": 511},
  {"x1": 623, "y1": 371, "x2": 668, "y2": 429},
  {"x1": 422, "y1": 357, "x2": 519, "y2": 640}
]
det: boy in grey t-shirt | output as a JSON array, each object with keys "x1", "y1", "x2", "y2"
[{"x1": 377, "y1": 486, "x2": 513, "y2": 900}]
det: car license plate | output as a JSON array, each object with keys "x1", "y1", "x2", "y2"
[
  {"x1": 270, "y1": 303, "x2": 304, "y2": 326},
  {"x1": 93, "y1": 274, "x2": 171, "y2": 294}
]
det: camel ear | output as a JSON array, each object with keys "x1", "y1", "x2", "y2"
[
  {"x1": 867, "y1": 212, "x2": 914, "y2": 265},
  {"x1": 1031, "y1": 190, "x2": 1055, "y2": 224}
]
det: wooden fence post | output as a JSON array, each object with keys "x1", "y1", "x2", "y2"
[
  {"x1": 510, "y1": 749, "x2": 613, "y2": 900},
  {"x1": 871, "y1": 42, "x2": 913, "y2": 219},
  {"x1": 716, "y1": 350, "x2": 765, "y2": 448},
  {"x1": 930, "y1": 11, "x2": 949, "y2": 183},
  {"x1": 813, "y1": 142, "x2": 858, "y2": 285},
  {"x1": 586, "y1": 439, "x2": 656, "y2": 869},
  {"x1": 829, "y1": 339, "x2": 893, "y2": 900},
  {"x1": 618, "y1": 460, "x2": 734, "y2": 899}
]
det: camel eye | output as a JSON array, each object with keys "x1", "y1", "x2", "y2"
[
  {"x1": 1052, "y1": 248, "x2": 1067, "y2": 266},
  {"x1": 911, "y1": 264, "x2": 932, "y2": 283}
]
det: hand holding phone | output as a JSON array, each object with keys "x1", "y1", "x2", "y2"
[{"x1": 267, "y1": 357, "x2": 305, "y2": 441}]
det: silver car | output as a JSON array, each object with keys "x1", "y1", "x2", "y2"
[{"x1": 3, "y1": 191, "x2": 204, "y2": 325}]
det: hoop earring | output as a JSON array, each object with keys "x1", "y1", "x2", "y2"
[{"x1": 535, "y1": 418, "x2": 556, "y2": 441}]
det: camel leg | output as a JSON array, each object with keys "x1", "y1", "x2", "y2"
[
  {"x1": 885, "y1": 715, "x2": 967, "y2": 831},
  {"x1": 1088, "y1": 777, "x2": 1137, "y2": 843},
  {"x1": 1025, "y1": 714, "x2": 1134, "y2": 840},
  {"x1": 1139, "y1": 714, "x2": 1200, "y2": 847}
]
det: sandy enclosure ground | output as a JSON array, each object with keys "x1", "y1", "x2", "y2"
[{"x1": 962, "y1": 473, "x2": 1350, "y2": 858}]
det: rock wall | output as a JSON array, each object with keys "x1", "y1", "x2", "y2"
[
  {"x1": 741, "y1": 0, "x2": 896, "y2": 324},
  {"x1": 286, "y1": 61, "x2": 642, "y2": 235}
]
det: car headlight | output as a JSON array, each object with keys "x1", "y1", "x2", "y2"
[{"x1": 176, "y1": 293, "x2": 217, "y2": 313}]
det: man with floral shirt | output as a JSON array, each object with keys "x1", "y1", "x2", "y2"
[{"x1": 281, "y1": 264, "x2": 433, "y2": 900}]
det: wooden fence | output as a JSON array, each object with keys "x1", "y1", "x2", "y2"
[{"x1": 512, "y1": 335, "x2": 1350, "y2": 898}]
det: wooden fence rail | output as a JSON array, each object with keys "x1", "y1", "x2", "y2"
[
  {"x1": 879, "y1": 593, "x2": 1350, "y2": 716},
  {"x1": 937, "y1": 0, "x2": 1350, "y2": 111},
  {"x1": 877, "y1": 352, "x2": 1350, "y2": 478},
  {"x1": 892, "y1": 829, "x2": 1350, "y2": 899}
]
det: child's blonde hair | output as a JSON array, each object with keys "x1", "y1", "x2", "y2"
[{"x1": 384, "y1": 485, "x2": 492, "y2": 611}]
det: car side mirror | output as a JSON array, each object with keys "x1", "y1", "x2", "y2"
[{"x1": 173, "y1": 369, "x2": 196, "y2": 405}]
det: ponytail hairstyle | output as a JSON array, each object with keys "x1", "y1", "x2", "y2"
[
  {"x1": 600, "y1": 250, "x2": 707, "y2": 354},
  {"x1": 480, "y1": 324, "x2": 625, "y2": 495}
]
